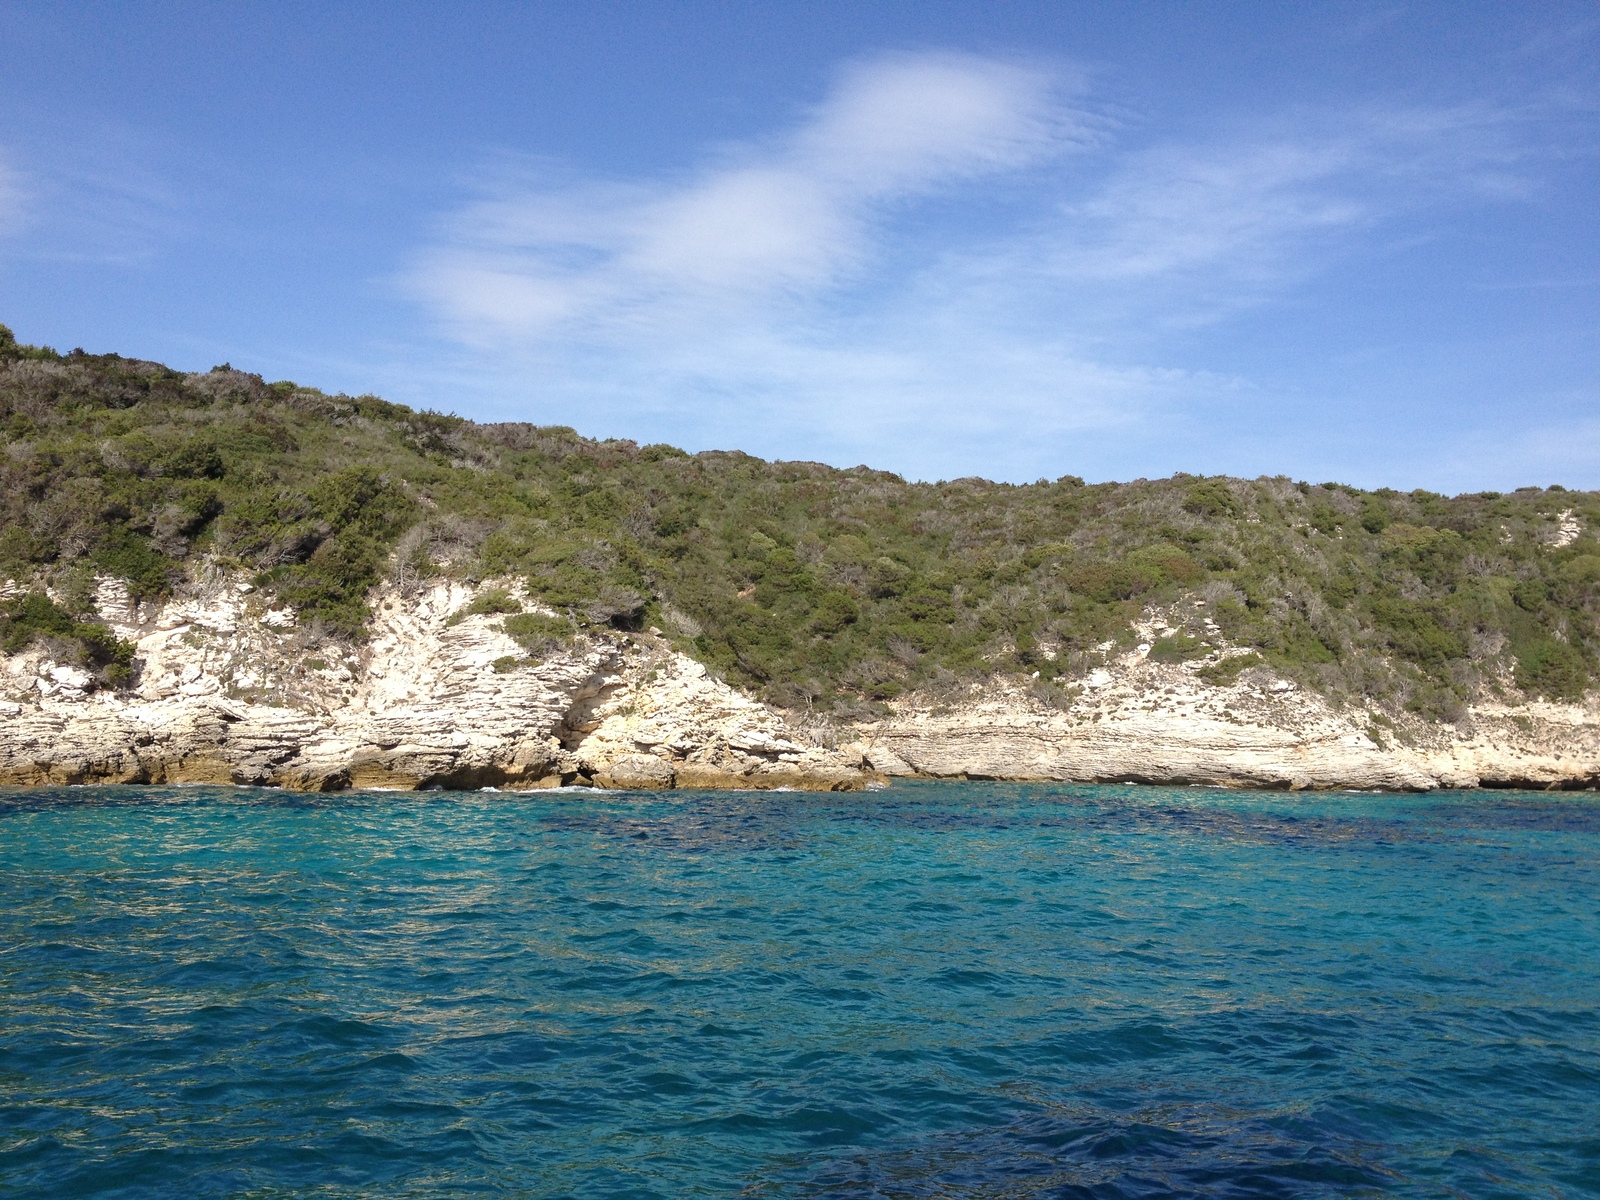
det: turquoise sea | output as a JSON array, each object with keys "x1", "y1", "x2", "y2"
[{"x1": 1, "y1": 782, "x2": 1596, "y2": 1198}]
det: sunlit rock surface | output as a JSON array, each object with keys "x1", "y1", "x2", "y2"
[
  {"x1": 0, "y1": 575, "x2": 868, "y2": 791},
  {"x1": 2, "y1": 574, "x2": 1596, "y2": 792}
]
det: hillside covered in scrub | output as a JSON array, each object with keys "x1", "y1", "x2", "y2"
[{"x1": 2, "y1": 323, "x2": 1597, "y2": 724}]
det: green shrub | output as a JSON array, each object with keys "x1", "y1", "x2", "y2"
[
  {"x1": 502, "y1": 612, "x2": 575, "y2": 654},
  {"x1": 1149, "y1": 633, "x2": 1208, "y2": 663},
  {"x1": 266, "y1": 535, "x2": 385, "y2": 639},
  {"x1": 811, "y1": 589, "x2": 859, "y2": 634},
  {"x1": 1513, "y1": 630, "x2": 1588, "y2": 701},
  {"x1": 1366, "y1": 596, "x2": 1464, "y2": 665},
  {"x1": 0, "y1": 592, "x2": 135, "y2": 686},
  {"x1": 1197, "y1": 653, "x2": 1264, "y2": 686},
  {"x1": 447, "y1": 587, "x2": 522, "y2": 625},
  {"x1": 93, "y1": 531, "x2": 172, "y2": 601},
  {"x1": 1183, "y1": 479, "x2": 1240, "y2": 518}
]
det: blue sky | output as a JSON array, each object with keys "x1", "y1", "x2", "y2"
[{"x1": 1, "y1": 1, "x2": 1596, "y2": 489}]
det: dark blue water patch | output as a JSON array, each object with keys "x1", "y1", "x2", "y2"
[
  {"x1": 785, "y1": 1101, "x2": 1409, "y2": 1199},
  {"x1": 0, "y1": 782, "x2": 1597, "y2": 1197}
]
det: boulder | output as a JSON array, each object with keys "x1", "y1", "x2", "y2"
[{"x1": 595, "y1": 753, "x2": 676, "y2": 790}]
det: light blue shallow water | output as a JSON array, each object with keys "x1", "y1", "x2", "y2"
[{"x1": 1, "y1": 783, "x2": 1597, "y2": 1198}]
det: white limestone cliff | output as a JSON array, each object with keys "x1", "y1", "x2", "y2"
[
  {"x1": 0, "y1": 574, "x2": 868, "y2": 791},
  {"x1": 851, "y1": 616, "x2": 1600, "y2": 791},
  {"x1": 2, "y1": 573, "x2": 1596, "y2": 792}
]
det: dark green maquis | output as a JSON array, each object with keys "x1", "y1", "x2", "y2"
[{"x1": 3, "y1": 323, "x2": 1597, "y2": 719}]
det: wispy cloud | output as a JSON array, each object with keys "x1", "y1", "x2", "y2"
[
  {"x1": 404, "y1": 51, "x2": 1563, "y2": 482},
  {"x1": 0, "y1": 131, "x2": 187, "y2": 269},
  {"x1": 1028, "y1": 101, "x2": 1544, "y2": 334},
  {"x1": 411, "y1": 53, "x2": 1093, "y2": 343}
]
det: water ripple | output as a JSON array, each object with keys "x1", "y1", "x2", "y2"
[{"x1": 1, "y1": 782, "x2": 1597, "y2": 1197}]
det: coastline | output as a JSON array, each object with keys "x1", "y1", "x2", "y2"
[{"x1": 4, "y1": 572, "x2": 1597, "y2": 794}]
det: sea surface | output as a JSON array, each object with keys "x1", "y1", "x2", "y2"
[{"x1": 1, "y1": 782, "x2": 1597, "y2": 1198}]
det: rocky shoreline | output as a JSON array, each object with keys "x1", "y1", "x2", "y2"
[{"x1": 3, "y1": 574, "x2": 1597, "y2": 793}]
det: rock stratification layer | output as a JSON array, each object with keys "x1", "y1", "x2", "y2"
[
  {"x1": 861, "y1": 675, "x2": 1600, "y2": 791},
  {"x1": 3, "y1": 575, "x2": 1597, "y2": 792},
  {"x1": 0, "y1": 576, "x2": 869, "y2": 791}
]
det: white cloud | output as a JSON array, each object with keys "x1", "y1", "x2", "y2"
[
  {"x1": 1060, "y1": 140, "x2": 1369, "y2": 284},
  {"x1": 790, "y1": 53, "x2": 1083, "y2": 193},
  {"x1": 409, "y1": 52, "x2": 1086, "y2": 343},
  {"x1": 404, "y1": 53, "x2": 1560, "y2": 482},
  {"x1": 0, "y1": 136, "x2": 185, "y2": 268},
  {"x1": 1028, "y1": 101, "x2": 1542, "y2": 336}
]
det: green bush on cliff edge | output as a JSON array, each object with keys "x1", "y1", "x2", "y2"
[{"x1": 0, "y1": 591, "x2": 135, "y2": 687}]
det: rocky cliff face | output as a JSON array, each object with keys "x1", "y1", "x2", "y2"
[
  {"x1": 0, "y1": 574, "x2": 869, "y2": 791},
  {"x1": 862, "y1": 662, "x2": 1600, "y2": 792},
  {"x1": 856, "y1": 611, "x2": 1600, "y2": 791},
  {"x1": 3, "y1": 574, "x2": 1597, "y2": 792}
]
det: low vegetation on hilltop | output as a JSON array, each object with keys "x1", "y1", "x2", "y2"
[{"x1": 3, "y1": 323, "x2": 1597, "y2": 720}]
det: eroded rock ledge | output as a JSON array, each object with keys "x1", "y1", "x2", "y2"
[{"x1": 3, "y1": 574, "x2": 1597, "y2": 792}]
